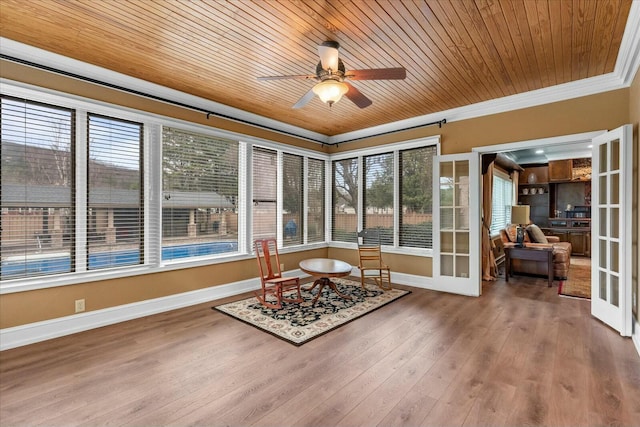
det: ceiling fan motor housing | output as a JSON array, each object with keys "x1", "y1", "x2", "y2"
[{"x1": 316, "y1": 59, "x2": 346, "y2": 81}]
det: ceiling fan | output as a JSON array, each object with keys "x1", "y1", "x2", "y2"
[{"x1": 257, "y1": 41, "x2": 406, "y2": 109}]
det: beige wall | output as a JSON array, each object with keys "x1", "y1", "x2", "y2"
[
  {"x1": 0, "y1": 60, "x2": 635, "y2": 330},
  {"x1": 630, "y1": 68, "x2": 640, "y2": 323},
  {"x1": 330, "y1": 89, "x2": 629, "y2": 155}
]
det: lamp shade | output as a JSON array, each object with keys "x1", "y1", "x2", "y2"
[
  {"x1": 312, "y1": 80, "x2": 349, "y2": 106},
  {"x1": 511, "y1": 205, "x2": 530, "y2": 225}
]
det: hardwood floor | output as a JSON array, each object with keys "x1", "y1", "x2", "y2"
[{"x1": 1, "y1": 276, "x2": 639, "y2": 426}]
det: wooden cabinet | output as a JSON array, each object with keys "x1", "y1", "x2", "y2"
[
  {"x1": 541, "y1": 228, "x2": 590, "y2": 256},
  {"x1": 519, "y1": 165, "x2": 549, "y2": 185},
  {"x1": 568, "y1": 231, "x2": 590, "y2": 256},
  {"x1": 549, "y1": 160, "x2": 573, "y2": 182},
  {"x1": 546, "y1": 229, "x2": 568, "y2": 242}
]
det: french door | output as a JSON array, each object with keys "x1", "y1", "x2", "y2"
[
  {"x1": 432, "y1": 153, "x2": 481, "y2": 296},
  {"x1": 591, "y1": 125, "x2": 632, "y2": 336}
]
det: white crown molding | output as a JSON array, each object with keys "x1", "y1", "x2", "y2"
[
  {"x1": 615, "y1": 0, "x2": 640, "y2": 85},
  {"x1": 1, "y1": 1, "x2": 639, "y2": 145},
  {"x1": 328, "y1": 73, "x2": 623, "y2": 144}
]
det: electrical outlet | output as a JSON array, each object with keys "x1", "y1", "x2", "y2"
[
  {"x1": 75, "y1": 299, "x2": 85, "y2": 313},
  {"x1": 280, "y1": 263, "x2": 285, "y2": 272}
]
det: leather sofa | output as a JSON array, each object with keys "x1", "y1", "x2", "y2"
[{"x1": 500, "y1": 224, "x2": 571, "y2": 280}]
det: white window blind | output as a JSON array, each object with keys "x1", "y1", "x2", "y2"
[
  {"x1": 87, "y1": 114, "x2": 143, "y2": 270},
  {"x1": 307, "y1": 158, "x2": 325, "y2": 243},
  {"x1": 332, "y1": 158, "x2": 358, "y2": 242},
  {"x1": 364, "y1": 153, "x2": 393, "y2": 245},
  {"x1": 1, "y1": 97, "x2": 75, "y2": 279},
  {"x1": 490, "y1": 173, "x2": 513, "y2": 236},
  {"x1": 252, "y1": 147, "x2": 277, "y2": 241},
  {"x1": 161, "y1": 127, "x2": 239, "y2": 261},
  {"x1": 282, "y1": 153, "x2": 303, "y2": 246},
  {"x1": 399, "y1": 146, "x2": 436, "y2": 248}
]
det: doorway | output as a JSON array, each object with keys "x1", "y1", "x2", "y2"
[{"x1": 474, "y1": 127, "x2": 633, "y2": 336}]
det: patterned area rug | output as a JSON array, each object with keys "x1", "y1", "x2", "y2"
[
  {"x1": 558, "y1": 259, "x2": 591, "y2": 299},
  {"x1": 213, "y1": 278, "x2": 410, "y2": 346}
]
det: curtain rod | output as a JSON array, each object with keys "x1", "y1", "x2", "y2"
[
  {"x1": 323, "y1": 119, "x2": 447, "y2": 147},
  {"x1": 0, "y1": 54, "x2": 327, "y2": 144},
  {"x1": 2, "y1": 54, "x2": 446, "y2": 147}
]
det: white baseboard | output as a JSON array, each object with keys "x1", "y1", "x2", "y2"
[
  {"x1": 0, "y1": 269, "x2": 441, "y2": 351},
  {"x1": 633, "y1": 319, "x2": 640, "y2": 358},
  {"x1": 0, "y1": 275, "x2": 265, "y2": 351}
]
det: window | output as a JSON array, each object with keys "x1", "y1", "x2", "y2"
[
  {"x1": 1, "y1": 97, "x2": 75, "y2": 279},
  {"x1": 307, "y1": 158, "x2": 325, "y2": 243},
  {"x1": 399, "y1": 146, "x2": 436, "y2": 248},
  {"x1": 1, "y1": 85, "x2": 330, "y2": 289},
  {"x1": 282, "y1": 153, "x2": 303, "y2": 246},
  {"x1": 490, "y1": 172, "x2": 513, "y2": 236},
  {"x1": 364, "y1": 153, "x2": 393, "y2": 245},
  {"x1": 331, "y1": 141, "x2": 437, "y2": 249},
  {"x1": 252, "y1": 147, "x2": 277, "y2": 240},
  {"x1": 332, "y1": 158, "x2": 358, "y2": 243},
  {"x1": 161, "y1": 127, "x2": 239, "y2": 261},
  {"x1": 87, "y1": 114, "x2": 143, "y2": 270}
]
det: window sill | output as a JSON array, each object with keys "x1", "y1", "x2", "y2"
[
  {"x1": 0, "y1": 242, "x2": 330, "y2": 295},
  {"x1": 328, "y1": 241, "x2": 433, "y2": 257}
]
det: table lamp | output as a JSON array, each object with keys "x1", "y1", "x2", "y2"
[{"x1": 511, "y1": 205, "x2": 530, "y2": 247}]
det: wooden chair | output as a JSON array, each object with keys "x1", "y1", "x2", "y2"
[
  {"x1": 357, "y1": 229, "x2": 392, "y2": 290},
  {"x1": 253, "y1": 238, "x2": 303, "y2": 309}
]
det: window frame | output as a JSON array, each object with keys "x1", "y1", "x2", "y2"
[
  {"x1": 0, "y1": 82, "x2": 329, "y2": 293},
  {"x1": 489, "y1": 168, "x2": 514, "y2": 238},
  {"x1": 329, "y1": 137, "x2": 440, "y2": 256}
]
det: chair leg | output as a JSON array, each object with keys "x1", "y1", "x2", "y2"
[
  {"x1": 374, "y1": 269, "x2": 392, "y2": 290},
  {"x1": 360, "y1": 271, "x2": 368, "y2": 290}
]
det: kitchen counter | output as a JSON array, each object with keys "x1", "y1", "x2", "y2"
[{"x1": 547, "y1": 218, "x2": 591, "y2": 230}]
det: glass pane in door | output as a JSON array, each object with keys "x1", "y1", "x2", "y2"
[
  {"x1": 599, "y1": 175, "x2": 607, "y2": 204},
  {"x1": 611, "y1": 139, "x2": 619, "y2": 170},
  {"x1": 611, "y1": 275, "x2": 619, "y2": 307},
  {"x1": 610, "y1": 242, "x2": 619, "y2": 273},
  {"x1": 599, "y1": 143, "x2": 607, "y2": 173},
  {"x1": 611, "y1": 173, "x2": 619, "y2": 204},
  {"x1": 599, "y1": 208, "x2": 607, "y2": 236},
  {"x1": 611, "y1": 208, "x2": 619, "y2": 238},
  {"x1": 441, "y1": 232, "x2": 454, "y2": 252},
  {"x1": 455, "y1": 232, "x2": 469, "y2": 254},
  {"x1": 455, "y1": 255, "x2": 469, "y2": 278},
  {"x1": 441, "y1": 255, "x2": 454, "y2": 276}
]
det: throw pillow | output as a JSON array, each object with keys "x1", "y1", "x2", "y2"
[{"x1": 526, "y1": 224, "x2": 548, "y2": 244}]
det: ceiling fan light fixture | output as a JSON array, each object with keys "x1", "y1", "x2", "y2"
[{"x1": 312, "y1": 80, "x2": 349, "y2": 106}]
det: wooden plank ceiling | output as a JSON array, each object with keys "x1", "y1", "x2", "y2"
[{"x1": 0, "y1": 0, "x2": 632, "y2": 137}]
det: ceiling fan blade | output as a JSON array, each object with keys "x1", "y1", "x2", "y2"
[
  {"x1": 257, "y1": 74, "x2": 316, "y2": 81},
  {"x1": 346, "y1": 68, "x2": 407, "y2": 80},
  {"x1": 344, "y1": 82, "x2": 372, "y2": 108},
  {"x1": 292, "y1": 89, "x2": 316, "y2": 109},
  {"x1": 318, "y1": 41, "x2": 340, "y2": 71}
]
